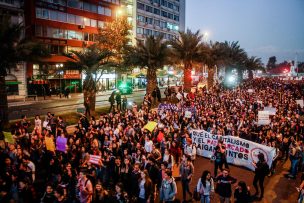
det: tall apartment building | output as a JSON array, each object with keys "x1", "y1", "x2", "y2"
[
  {"x1": 1, "y1": 0, "x2": 28, "y2": 98},
  {"x1": 121, "y1": 0, "x2": 185, "y2": 44},
  {"x1": 24, "y1": 0, "x2": 120, "y2": 95}
]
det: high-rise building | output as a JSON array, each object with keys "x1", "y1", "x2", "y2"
[
  {"x1": 121, "y1": 0, "x2": 185, "y2": 44},
  {"x1": 24, "y1": 0, "x2": 120, "y2": 95},
  {"x1": 1, "y1": 0, "x2": 27, "y2": 98}
]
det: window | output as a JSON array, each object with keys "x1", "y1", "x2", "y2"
[
  {"x1": 67, "y1": 0, "x2": 83, "y2": 9},
  {"x1": 53, "y1": 0, "x2": 66, "y2": 6},
  {"x1": 36, "y1": 8, "x2": 49, "y2": 19},
  {"x1": 168, "y1": 2, "x2": 173, "y2": 9},
  {"x1": 91, "y1": 4, "x2": 97, "y2": 13},
  {"x1": 136, "y1": 27, "x2": 143, "y2": 34},
  {"x1": 173, "y1": 5, "x2": 179, "y2": 11},
  {"x1": 161, "y1": 11, "x2": 167, "y2": 17},
  {"x1": 75, "y1": 15, "x2": 83, "y2": 25},
  {"x1": 146, "y1": 5, "x2": 153, "y2": 13},
  {"x1": 67, "y1": 14, "x2": 76, "y2": 24},
  {"x1": 83, "y1": 2, "x2": 90, "y2": 11},
  {"x1": 90, "y1": 19, "x2": 97, "y2": 27},
  {"x1": 105, "y1": 8, "x2": 111, "y2": 16},
  {"x1": 137, "y1": 2, "x2": 144, "y2": 10},
  {"x1": 49, "y1": 10, "x2": 57, "y2": 20},
  {"x1": 154, "y1": 8, "x2": 160, "y2": 15},
  {"x1": 168, "y1": 13, "x2": 173, "y2": 19},
  {"x1": 137, "y1": 15, "x2": 145, "y2": 22},
  {"x1": 174, "y1": 15, "x2": 179, "y2": 21},
  {"x1": 161, "y1": 0, "x2": 167, "y2": 7},
  {"x1": 154, "y1": 19, "x2": 160, "y2": 26},
  {"x1": 146, "y1": 17, "x2": 153, "y2": 24},
  {"x1": 58, "y1": 12, "x2": 66, "y2": 22},
  {"x1": 84, "y1": 32, "x2": 89, "y2": 41},
  {"x1": 160, "y1": 21, "x2": 166, "y2": 28},
  {"x1": 144, "y1": 29, "x2": 153, "y2": 36},
  {"x1": 98, "y1": 6, "x2": 105, "y2": 14},
  {"x1": 83, "y1": 18, "x2": 90, "y2": 26}
]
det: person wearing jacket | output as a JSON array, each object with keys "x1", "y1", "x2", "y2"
[
  {"x1": 252, "y1": 153, "x2": 269, "y2": 201},
  {"x1": 138, "y1": 170, "x2": 153, "y2": 203},
  {"x1": 159, "y1": 170, "x2": 177, "y2": 203},
  {"x1": 216, "y1": 168, "x2": 237, "y2": 203},
  {"x1": 196, "y1": 170, "x2": 214, "y2": 203}
]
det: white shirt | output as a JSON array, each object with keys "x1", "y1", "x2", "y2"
[{"x1": 144, "y1": 140, "x2": 153, "y2": 153}]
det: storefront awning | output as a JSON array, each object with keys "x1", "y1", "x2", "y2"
[{"x1": 39, "y1": 55, "x2": 75, "y2": 63}]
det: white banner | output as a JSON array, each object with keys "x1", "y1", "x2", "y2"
[
  {"x1": 191, "y1": 130, "x2": 276, "y2": 171},
  {"x1": 296, "y1": 100, "x2": 304, "y2": 108}
]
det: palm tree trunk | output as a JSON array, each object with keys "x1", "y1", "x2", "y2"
[
  {"x1": 207, "y1": 66, "x2": 215, "y2": 90},
  {"x1": 83, "y1": 89, "x2": 96, "y2": 111},
  {"x1": 83, "y1": 75, "x2": 96, "y2": 112},
  {"x1": 0, "y1": 76, "x2": 9, "y2": 125},
  {"x1": 248, "y1": 70, "x2": 253, "y2": 80},
  {"x1": 146, "y1": 68, "x2": 157, "y2": 94},
  {"x1": 183, "y1": 65, "x2": 192, "y2": 92}
]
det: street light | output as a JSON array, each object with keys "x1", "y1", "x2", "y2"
[{"x1": 56, "y1": 63, "x2": 64, "y2": 97}]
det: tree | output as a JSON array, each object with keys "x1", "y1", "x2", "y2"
[
  {"x1": 169, "y1": 29, "x2": 207, "y2": 92},
  {"x1": 124, "y1": 35, "x2": 171, "y2": 94},
  {"x1": 0, "y1": 20, "x2": 48, "y2": 125},
  {"x1": 65, "y1": 44, "x2": 115, "y2": 111},
  {"x1": 244, "y1": 56, "x2": 263, "y2": 79},
  {"x1": 97, "y1": 18, "x2": 132, "y2": 78}
]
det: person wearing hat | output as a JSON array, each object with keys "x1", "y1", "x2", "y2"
[{"x1": 252, "y1": 153, "x2": 270, "y2": 201}]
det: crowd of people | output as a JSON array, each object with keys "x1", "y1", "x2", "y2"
[{"x1": 0, "y1": 78, "x2": 304, "y2": 203}]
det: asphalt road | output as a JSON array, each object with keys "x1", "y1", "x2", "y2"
[
  {"x1": 8, "y1": 89, "x2": 152, "y2": 120},
  {"x1": 174, "y1": 156, "x2": 299, "y2": 203}
]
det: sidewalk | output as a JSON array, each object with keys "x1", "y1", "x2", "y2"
[{"x1": 8, "y1": 88, "x2": 147, "y2": 107}]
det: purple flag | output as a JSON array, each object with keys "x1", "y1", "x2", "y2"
[{"x1": 56, "y1": 137, "x2": 67, "y2": 152}]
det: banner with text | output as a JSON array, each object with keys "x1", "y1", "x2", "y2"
[{"x1": 191, "y1": 130, "x2": 276, "y2": 171}]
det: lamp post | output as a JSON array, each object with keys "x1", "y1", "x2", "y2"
[{"x1": 56, "y1": 64, "x2": 64, "y2": 97}]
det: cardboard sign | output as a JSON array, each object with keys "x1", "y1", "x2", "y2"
[
  {"x1": 4, "y1": 132, "x2": 14, "y2": 144},
  {"x1": 258, "y1": 111, "x2": 270, "y2": 125},
  {"x1": 144, "y1": 121, "x2": 158, "y2": 132},
  {"x1": 264, "y1": 107, "x2": 276, "y2": 115},
  {"x1": 89, "y1": 155, "x2": 101, "y2": 165},
  {"x1": 185, "y1": 111, "x2": 192, "y2": 118},
  {"x1": 296, "y1": 100, "x2": 304, "y2": 108}
]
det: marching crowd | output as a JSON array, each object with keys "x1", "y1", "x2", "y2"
[{"x1": 0, "y1": 78, "x2": 304, "y2": 203}]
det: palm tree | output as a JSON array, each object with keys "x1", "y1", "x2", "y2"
[
  {"x1": 169, "y1": 29, "x2": 207, "y2": 92},
  {"x1": 0, "y1": 20, "x2": 48, "y2": 125},
  {"x1": 65, "y1": 44, "x2": 115, "y2": 111},
  {"x1": 245, "y1": 56, "x2": 263, "y2": 79},
  {"x1": 124, "y1": 35, "x2": 171, "y2": 94}
]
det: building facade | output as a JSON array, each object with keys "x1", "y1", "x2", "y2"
[
  {"x1": 1, "y1": 0, "x2": 28, "y2": 99},
  {"x1": 24, "y1": 0, "x2": 120, "y2": 95}
]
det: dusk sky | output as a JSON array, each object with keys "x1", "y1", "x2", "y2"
[{"x1": 186, "y1": 0, "x2": 304, "y2": 65}]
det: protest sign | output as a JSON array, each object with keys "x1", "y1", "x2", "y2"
[
  {"x1": 264, "y1": 107, "x2": 276, "y2": 115},
  {"x1": 185, "y1": 111, "x2": 192, "y2": 118},
  {"x1": 296, "y1": 100, "x2": 304, "y2": 108},
  {"x1": 4, "y1": 132, "x2": 14, "y2": 144},
  {"x1": 176, "y1": 93, "x2": 183, "y2": 100},
  {"x1": 56, "y1": 137, "x2": 67, "y2": 152},
  {"x1": 158, "y1": 103, "x2": 179, "y2": 113},
  {"x1": 258, "y1": 111, "x2": 270, "y2": 125},
  {"x1": 89, "y1": 155, "x2": 101, "y2": 165},
  {"x1": 144, "y1": 121, "x2": 158, "y2": 132},
  {"x1": 191, "y1": 130, "x2": 276, "y2": 171},
  {"x1": 45, "y1": 137, "x2": 55, "y2": 152},
  {"x1": 247, "y1": 89, "x2": 254, "y2": 93}
]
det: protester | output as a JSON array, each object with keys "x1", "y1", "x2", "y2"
[
  {"x1": 234, "y1": 181, "x2": 251, "y2": 203},
  {"x1": 216, "y1": 168, "x2": 237, "y2": 203},
  {"x1": 0, "y1": 78, "x2": 303, "y2": 203},
  {"x1": 252, "y1": 153, "x2": 270, "y2": 201},
  {"x1": 196, "y1": 170, "x2": 215, "y2": 203}
]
